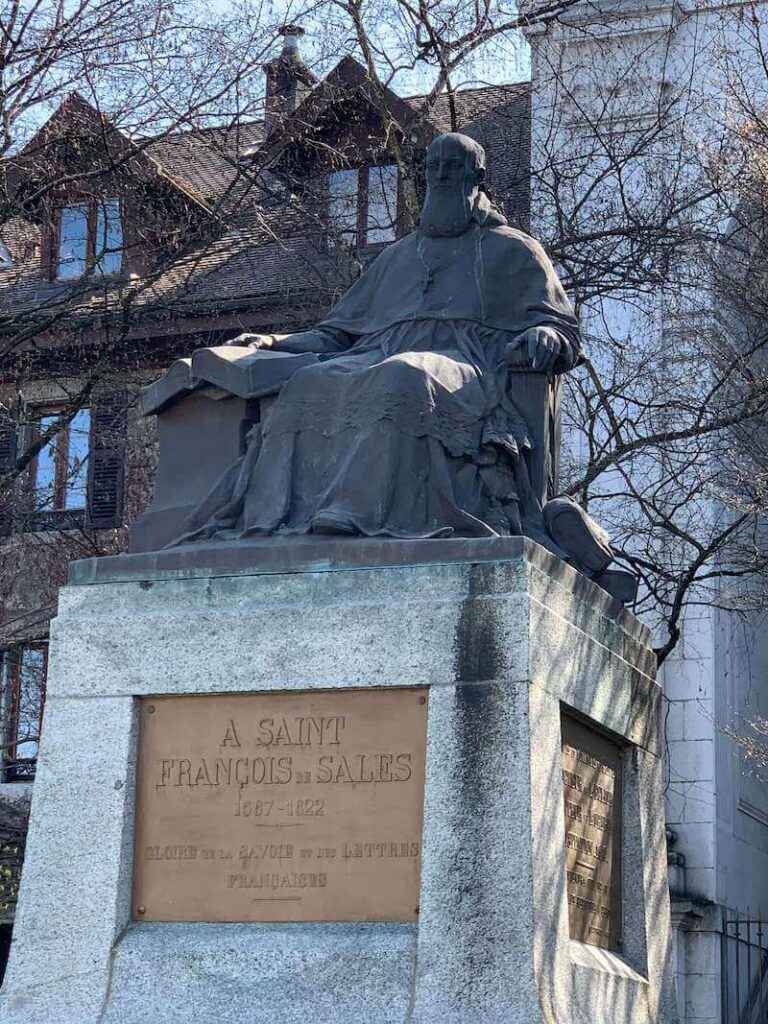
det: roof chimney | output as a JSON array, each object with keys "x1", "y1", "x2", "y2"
[
  {"x1": 264, "y1": 25, "x2": 315, "y2": 136},
  {"x1": 281, "y1": 24, "x2": 303, "y2": 55}
]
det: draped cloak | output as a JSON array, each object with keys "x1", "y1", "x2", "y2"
[{"x1": 178, "y1": 212, "x2": 581, "y2": 543}]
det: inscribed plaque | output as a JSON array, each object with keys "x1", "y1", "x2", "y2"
[
  {"x1": 132, "y1": 688, "x2": 428, "y2": 922},
  {"x1": 561, "y1": 713, "x2": 623, "y2": 951}
]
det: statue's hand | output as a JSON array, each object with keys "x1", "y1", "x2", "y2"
[
  {"x1": 224, "y1": 333, "x2": 275, "y2": 350},
  {"x1": 507, "y1": 327, "x2": 563, "y2": 373}
]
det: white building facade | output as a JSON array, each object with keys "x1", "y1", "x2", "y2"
[{"x1": 525, "y1": 2, "x2": 768, "y2": 1020}]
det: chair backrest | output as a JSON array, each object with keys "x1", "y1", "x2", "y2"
[
  {"x1": 129, "y1": 390, "x2": 258, "y2": 552},
  {"x1": 507, "y1": 370, "x2": 561, "y2": 506}
]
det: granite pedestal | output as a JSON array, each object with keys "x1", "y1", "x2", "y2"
[{"x1": 0, "y1": 538, "x2": 679, "y2": 1023}]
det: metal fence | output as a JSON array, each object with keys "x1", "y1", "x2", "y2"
[{"x1": 721, "y1": 910, "x2": 768, "y2": 1023}]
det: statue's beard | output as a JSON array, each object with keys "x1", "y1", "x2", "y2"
[{"x1": 420, "y1": 187, "x2": 474, "y2": 238}]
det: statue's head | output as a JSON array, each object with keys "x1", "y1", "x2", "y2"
[{"x1": 421, "y1": 133, "x2": 486, "y2": 238}]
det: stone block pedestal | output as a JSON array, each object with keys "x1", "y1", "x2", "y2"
[{"x1": 0, "y1": 538, "x2": 679, "y2": 1023}]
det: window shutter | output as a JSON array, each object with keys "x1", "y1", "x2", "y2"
[
  {"x1": 85, "y1": 390, "x2": 128, "y2": 529},
  {"x1": 0, "y1": 409, "x2": 18, "y2": 537}
]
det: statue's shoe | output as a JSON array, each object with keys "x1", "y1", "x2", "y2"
[
  {"x1": 594, "y1": 568, "x2": 638, "y2": 604},
  {"x1": 311, "y1": 511, "x2": 360, "y2": 536},
  {"x1": 543, "y1": 496, "x2": 612, "y2": 575}
]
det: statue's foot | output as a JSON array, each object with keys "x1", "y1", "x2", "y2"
[
  {"x1": 543, "y1": 497, "x2": 612, "y2": 575},
  {"x1": 593, "y1": 568, "x2": 638, "y2": 604},
  {"x1": 311, "y1": 511, "x2": 360, "y2": 536}
]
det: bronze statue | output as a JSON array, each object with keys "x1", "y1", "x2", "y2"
[{"x1": 140, "y1": 133, "x2": 634, "y2": 601}]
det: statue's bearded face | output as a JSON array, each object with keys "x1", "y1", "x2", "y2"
[{"x1": 421, "y1": 135, "x2": 484, "y2": 238}]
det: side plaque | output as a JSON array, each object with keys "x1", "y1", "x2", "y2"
[
  {"x1": 561, "y1": 713, "x2": 623, "y2": 951},
  {"x1": 133, "y1": 688, "x2": 428, "y2": 923}
]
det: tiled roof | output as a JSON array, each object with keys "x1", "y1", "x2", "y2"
[
  {"x1": 146, "y1": 121, "x2": 264, "y2": 203},
  {"x1": 0, "y1": 75, "x2": 531, "y2": 332},
  {"x1": 139, "y1": 218, "x2": 340, "y2": 314},
  {"x1": 419, "y1": 82, "x2": 530, "y2": 132}
]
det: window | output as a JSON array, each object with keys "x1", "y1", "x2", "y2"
[
  {"x1": 30, "y1": 407, "x2": 90, "y2": 513},
  {"x1": 56, "y1": 198, "x2": 123, "y2": 279},
  {"x1": 95, "y1": 198, "x2": 123, "y2": 275},
  {"x1": 58, "y1": 203, "x2": 89, "y2": 277},
  {"x1": 327, "y1": 165, "x2": 399, "y2": 248},
  {"x1": 365, "y1": 165, "x2": 398, "y2": 244},
  {"x1": 2, "y1": 644, "x2": 47, "y2": 779},
  {"x1": 0, "y1": 392, "x2": 127, "y2": 536},
  {"x1": 328, "y1": 169, "x2": 360, "y2": 248},
  {"x1": 0, "y1": 235, "x2": 13, "y2": 270}
]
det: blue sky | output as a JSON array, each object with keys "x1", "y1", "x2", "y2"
[
  {"x1": 221, "y1": 0, "x2": 531, "y2": 96},
  {"x1": 7, "y1": 0, "x2": 531, "y2": 144}
]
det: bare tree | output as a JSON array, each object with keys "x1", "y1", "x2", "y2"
[
  {"x1": 5, "y1": 0, "x2": 768, "y2": 666},
  {"x1": 252, "y1": 1, "x2": 768, "y2": 662},
  {"x1": 0, "y1": 0, "x2": 301, "y2": 487},
  {"x1": 0, "y1": 0, "x2": 300, "y2": 800}
]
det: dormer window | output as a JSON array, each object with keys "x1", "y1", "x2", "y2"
[
  {"x1": 327, "y1": 169, "x2": 359, "y2": 248},
  {"x1": 327, "y1": 165, "x2": 399, "y2": 249},
  {"x1": 365, "y1": 165, "x2": 399, "y2": 244},
  {"x1": 56, "y1": 198, "x2": 123, "y2": 279}
]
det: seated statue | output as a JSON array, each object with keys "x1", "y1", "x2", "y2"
[{"x1": 160, "y1": 132, "x2": 633, "y2": 601}]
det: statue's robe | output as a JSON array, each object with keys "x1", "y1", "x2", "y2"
[{"x1": 180, "y1": 213, "x2": 581, "y2": 542}]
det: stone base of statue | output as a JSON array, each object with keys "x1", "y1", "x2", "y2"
[{"x1": 0, "y1": 538, "x2": 679, "y2": 1023}]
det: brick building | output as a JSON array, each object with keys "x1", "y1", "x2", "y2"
[{"x1": 0, "y1": 33, "x2": 531, "y2": 974}]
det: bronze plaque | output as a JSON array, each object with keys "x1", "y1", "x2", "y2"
[
  {"x1": 132, "y1": 688, "x2": 428, "y2": 923},
  {"x1": 561, "y1": 713, "x2": 623, "y2": 951}
]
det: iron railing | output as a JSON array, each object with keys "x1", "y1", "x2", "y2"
[{"x1": 721, "y1": 909, "x2": 768, "y2": 1023}]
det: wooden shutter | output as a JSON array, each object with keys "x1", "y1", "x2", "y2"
[
  {"x1": 85, "y1": 390, "x2": 128, "y2": 529},
  {"x1": 0, "y1": 409, "x2": 18, "y2": 537}
]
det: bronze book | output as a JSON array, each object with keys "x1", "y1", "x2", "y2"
[{"x1": 190, "y1": 346, "x2": 319, "y2": 399}]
